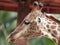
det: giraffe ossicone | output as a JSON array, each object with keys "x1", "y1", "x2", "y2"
[{"x1": 7, "y1": 2, "x2": 60, "y2": 45}]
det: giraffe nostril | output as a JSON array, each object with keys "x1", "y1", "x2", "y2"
[
  {"x1": 9, "y1": 38, "x2": 16, "y2": 42},
  {"x1": 7, "y1": 36, "x2": 15, "y2": 42},
  {"x1": 10, "y1": 38, "x2": 16, "y2": 42}
]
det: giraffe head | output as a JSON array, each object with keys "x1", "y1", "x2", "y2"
[
  {"x1": 7, "y1": 1, "x2": 60, "y2": 45},
  {"x1": 7, "y1": 1, "x2": 44, "y2": 42}
]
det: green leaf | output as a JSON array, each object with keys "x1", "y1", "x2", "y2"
[{"x1": 27, "y1": 36, "x2": 56, "y2": 45}]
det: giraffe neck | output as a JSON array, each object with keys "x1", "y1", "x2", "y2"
[{"x1": 37, "y1": 14, "x2": 60, "y2": 45}]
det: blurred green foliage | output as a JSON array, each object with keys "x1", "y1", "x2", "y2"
[
  {"x1": 52, "y1": 14, "x2": 60, "y2": 20},
  {"x1": 0, "y1": 10, "x2": 60, "y2": 45},
  {"x1": 0, "y1": 10, "x2": 17, "y2": 45},
  {"x1": 27, "y1": 36, "x2": 56, "y2": 45}
]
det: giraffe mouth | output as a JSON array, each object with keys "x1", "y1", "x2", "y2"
[{"x1": 7, "y1": 36, "x2": 15, "y2": 42}]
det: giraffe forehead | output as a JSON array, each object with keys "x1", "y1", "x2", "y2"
[{"x1": 24, "y1": 10, "x2": 42, "y2": 22}]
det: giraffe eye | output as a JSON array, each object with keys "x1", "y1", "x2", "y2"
[
  {"x1": 38, "y1": 18, "x2": 41, "y2": 23},
  {"x1": 24, "y1": 20, "x2": 30, "y2": 25},
  {"x1": 34, "y1": 1, "x2": 38, "y2": 6},
  {"x1": 39, "y1": 2, "x2": 43, "y2": 7}
]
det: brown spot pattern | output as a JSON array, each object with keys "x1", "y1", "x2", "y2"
[
  {"x1": 53, "y1": 22, "x2": 56, "y2": 25},
  {"x1": 58, "y1": 26, "x2": 60, "y2": 31},
  {"x1": 48, "y1": 28, "x2": 51, "y2": 32},
  {"x1": 22, "y1": 21, "x2": 40, "y2": 38},
  {"x1": 52, "y1": 38, "x2": 57, "y2": 43},
  {"x1": 52, "y1": 30, "x2": 57, "y2": 35},
  {"x1": 51, "y1": 33, "x2": 56, "y2": 37},
  {"x1": 50, "y1": 25, "x2": 56, "y2": 29},
  {"x1": 46, "y1": 25, "x2": 49, "y2": 28},
  {"x1": 58, "y1": 28, "x2": 60, "y2": 31},
  {"x1": 45, "y1": 35, "x2": 48, "y2": 37}
]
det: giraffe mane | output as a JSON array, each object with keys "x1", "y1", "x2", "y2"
[{"x1": 46, "y1": 15, "x2": 60, "y2": 24}]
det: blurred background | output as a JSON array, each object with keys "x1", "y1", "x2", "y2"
[
  {"x1": 0, "y1": 10, "x2": 60, "y2": 45},
  {"x1": 0, "y1": 10, "x2": 17, "y2": 45}
]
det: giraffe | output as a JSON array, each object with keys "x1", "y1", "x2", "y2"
[{"x1": 7, "y1": 1, "x2": 60, "y2": 45}]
